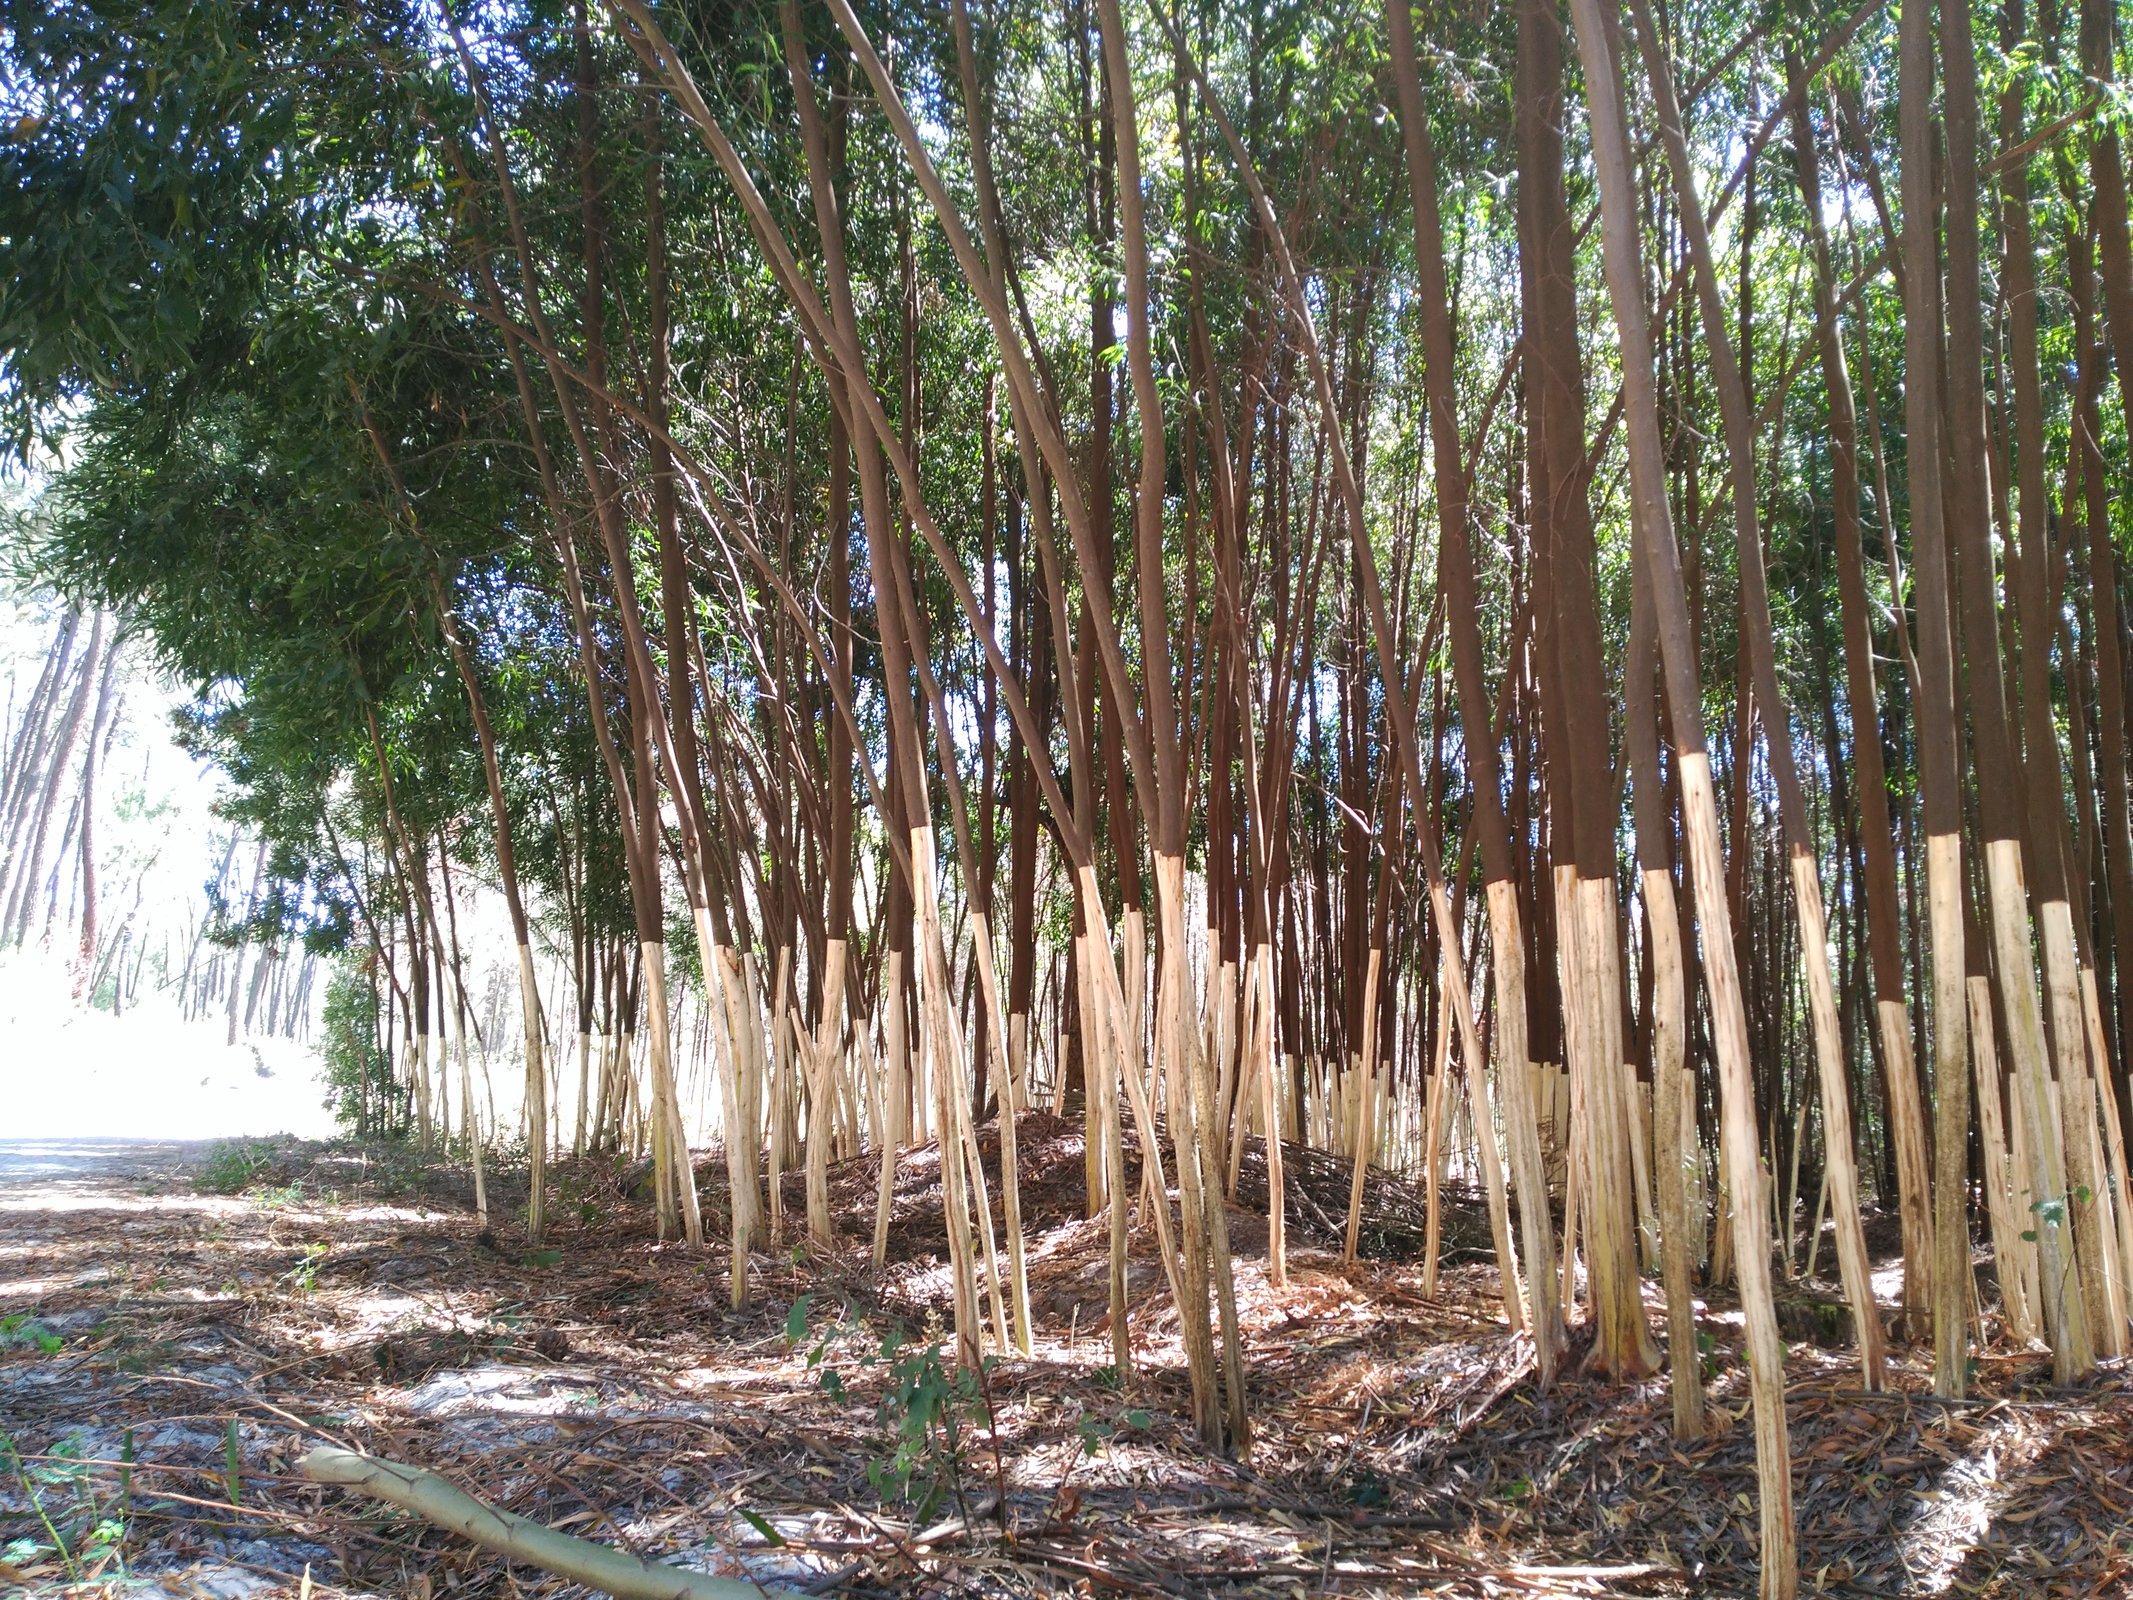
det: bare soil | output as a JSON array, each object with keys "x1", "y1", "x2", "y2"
[{"x1": 1, "y1": 1125, "x2": 2127, "y2": 1598}]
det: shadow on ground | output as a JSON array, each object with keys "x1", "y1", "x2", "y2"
[{"x1": 1, "y1": 1127, "x2": 2126, "y2": 1597}]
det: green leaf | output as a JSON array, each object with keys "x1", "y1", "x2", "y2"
[
  {"x1": 785, "y1": 1295, "x2": 813, "y2": 1346},
  {"x1": 735, "y1": 1507, "x2": 785, "y2": 1546}
]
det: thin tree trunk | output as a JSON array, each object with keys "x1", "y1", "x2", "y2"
[
  {"x1": 1784, "y1": 62, "x2": 1934, "y2": 1339},
  {"x1": 1384, "y1": 0, "x2": 1563, "y2": 1378},
  {"x1": 2000, "y1": 44, "x2": 2121, "y2": 1360},
  {"x1": 5, "y1": 612, "x2": 105, "y2": 948},
  {"x1": 69, "y1": 640, "x2": 121, "y2": 999},
  {"x1": 1567, "y1": 0, "x2": 1795, "y2": 1586},
  {"x1": 1631, "y1": 0, "x2": 1883, "y2": 1385},
  {"x1": 1895, "y1": 0, "x2": 1992, "y2": 1396}
]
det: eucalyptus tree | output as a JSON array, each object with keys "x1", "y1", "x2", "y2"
[{"x1": 18, "y1": 0, "x2": 2133, "y2": 1572}]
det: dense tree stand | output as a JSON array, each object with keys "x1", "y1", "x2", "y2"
[{"x1": 9, "y1": 0, "x2": 2133, "y2": 1592}]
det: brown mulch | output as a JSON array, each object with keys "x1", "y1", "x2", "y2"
[{"x1": 1, "y1": 1124, "x2": 2127, "y2": 1598}]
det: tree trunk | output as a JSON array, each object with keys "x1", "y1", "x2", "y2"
[
  {"x1": 1567, "y1": 0, "x2": 1795, "y2": 1585},
  {"x1": 1384, "y1": 0, "x2": 1563, "y2": 1377},
  {"x1": 1631, "y1": 0, "x2": 1882, "y2": 1385},
  {"x1": 1784, "y1": 63, "x2": 1934, "y2": 1338}
]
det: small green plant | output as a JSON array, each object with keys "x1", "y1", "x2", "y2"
[
  {"x1": 3, "y1": 1435, "x2": 127, "y2": 1584},
  {"x1": 734, "y1": 1506, "x2": 786, "y2": 1546},
  {"x1": 485, "y1": 1308, "x2": 528, "y2": 1355},
  {"x1": 2021, "y1": 1186, "x2": 2091, "y2": 1242},
  {"x1": 251, "y1": 1180, "x2": 309, "y2": 1210},
  {"x1": 198, "y1": 1140, "x2": 279, "y2": 1195},
  {"x1": 112, "y1": 1336, "x2": 177, "y2": 1376},
  {"x1": 787, "y1": 1296, "x2": 1001, "y2": 1521},
  {"x1": 283, "y1": 1243, "x2": 329, "y2": 1293},
  {"x1": 1075, "y1": 1404, "x2": 1151, "y2": 1457},
  {"x1": 1697, "y1": 1327, "x2": 1721, "y2": 1381},
  {"x1": 1345, "y1": 1471, "x2": 1390, "y2": 1508},
  {"x1": 0, "y1": 1314, "x2": 62, "y2": 1355},
  {"x1": 555, "y1": 1171, "x2": 603, "y2": 1226}
]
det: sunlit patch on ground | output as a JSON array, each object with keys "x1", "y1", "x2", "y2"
[{"x1": 1, "y1": 1126, "x2": 2129, "y2": 1597}]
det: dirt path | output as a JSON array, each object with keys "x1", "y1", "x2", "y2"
[{"x1": 1, "y1": 1132, "x2": 2127, "y2": 1598}]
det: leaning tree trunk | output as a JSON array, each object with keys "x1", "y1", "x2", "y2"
[
  {"x1": 1998, "y1": 56, "x2": 2123, "y2": 1361},
  {"x1": 1625, "y1": 568, "x2": 1705, "y2": 1440},
  {"x1": 1566, "y1": 0, "x2": 1795, "y2": 1588},
  {"x1": 1170, "y1": 11, "x2": 1524, "y2": 1353},
  {"x1": 5, "y1": 611, "x2": 105, "y2": 949},
  {"x1": 446, "y1": 9, "x2": 700, "y2": 1246},
  {"x1": 363, "y1": 403, "x2": 551, "y2": 1246},
  {"x1": 1630, "y1": 0, "x2": 1883, "y2": 1386}
]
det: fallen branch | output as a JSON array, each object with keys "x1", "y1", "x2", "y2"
[{"x1": 301, "y1": 1446, "x2": 798, "y2": 1600}]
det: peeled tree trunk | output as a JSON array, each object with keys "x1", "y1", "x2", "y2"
[
  {"x1": 1782, "y1": 62, "x2": 1933, "y2": 1339},
  {"x1": 1969, "y1": 976, "x2": 2039, "y2": 1338},
  {"x1": 1171, "y1": 10, "x2": 1524, "y2": 1344},
  {"x1": 1628, "y1": 0, "x2": 1882, "y2": 1387},
  {"x1": 802, "y1": 939, "x2": 847, "y2": 1250},
  {"x1": 1998, "y1": 53, "x2": 2123, "y2": 1364},
  {"x1": 873, "y1": 950, "x2": 908, "y2": 1269},
  {"x1": 513, "y1": 943, "x2": 547, "y2": 1229},
  {"x1": 1383, "y1": 0, "x2": 1562, "y2": 1377},
  {"x1": 1625, "y1": 581, "x2": 1704, "y2": 1440},
  {"x1": 1094, "y1": 0, "x2": 1247, "y2": 1419},
  {"x1": 647, "y1": 940, "x2": 704, "y2": 1250},
  {"x1": 1158, "y1": 852, "x2": 1251, "y2": 1452},
  {"x1": 1892, "y1": 0, "x2": 1990, "y2": 1397},
  {"x1": 707, "y1": 931, "x2": 765, "y2": 1301},
  {"x1": 910, "y1": 829, "x2": 986, "y2": 1372},
  {"x1": 448, "y1": 961, "x2": 488, "y2": 1234},
  {"x1": 1070, "y1": 857, "x2": 1220, "y2": 1441},
  {"x1": 1565, "y1": 0, "x2": 1795, "y2": 1587},
  {"x1": 1248, "y1": 940, "x2": 1286, "y2": 1285},
  {"x1": 969, "y1": 907, "x2": 1034, "y2": 1352},
  {"x1": 1343, "y1": 948, "x2": 1383, "y2": 1262},
  {"x1": 1514, "y1": 0, "x2": 1650, "y2": 1378}
]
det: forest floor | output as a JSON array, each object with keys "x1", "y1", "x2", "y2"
[{"x1": 1, "y1": 1123, "x2": 2129, "y2": 1599}]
